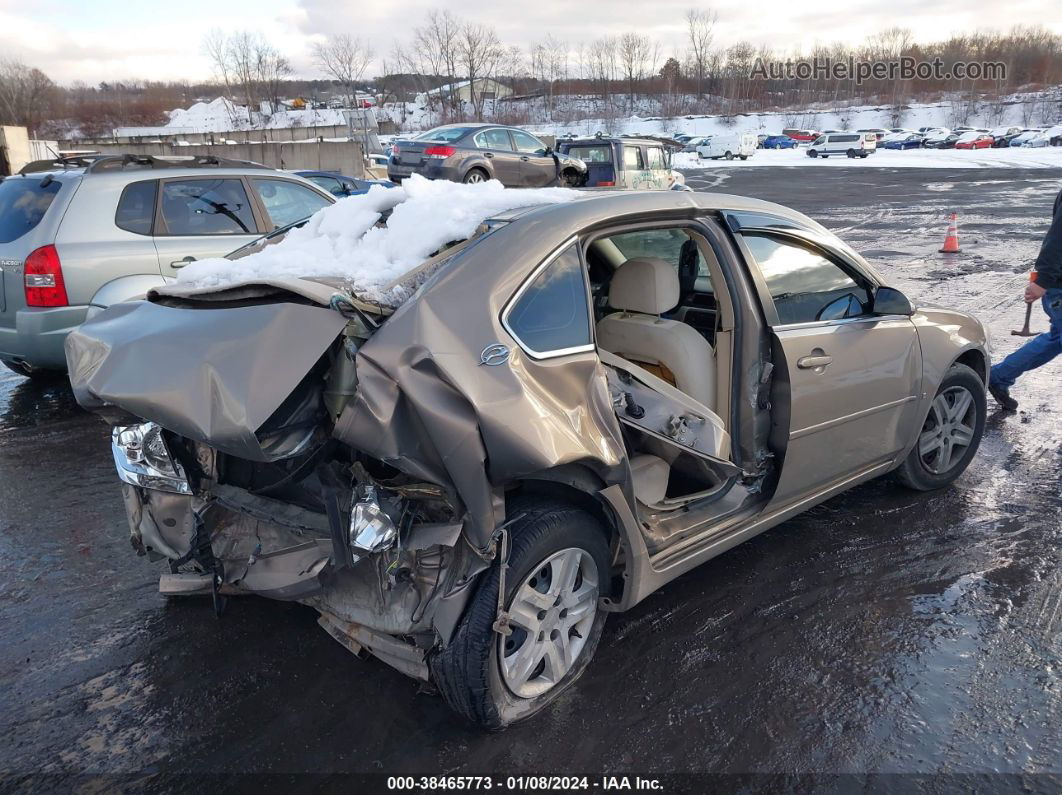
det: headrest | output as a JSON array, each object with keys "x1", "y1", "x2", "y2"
[{"x1": 608, "y1": 257, "x2": 680, "y2": 315}]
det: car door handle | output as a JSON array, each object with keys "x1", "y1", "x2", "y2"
[
  {"x1": 483, "y1": 152, "x2": 494, "y2": 158},
  {"x1": 520, "y1": 156, "x2": 530, "y2": 161},
  {"x1": 170, "y1": 256, "x2": 196, "y2": 269},
  {"x1": 797, "y1": 353, "x2": 833, "y2": 369}
]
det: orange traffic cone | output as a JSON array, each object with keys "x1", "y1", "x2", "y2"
[{"x1": 939, "y1": 213, "x2": 961, "y2": 253}]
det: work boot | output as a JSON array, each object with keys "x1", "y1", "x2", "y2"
[{"x1": 988, "y1": 383, "x2": 1018, "y2": 411}]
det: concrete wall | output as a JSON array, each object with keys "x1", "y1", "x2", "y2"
[
  {"x1": 0, "y1": 125, "x2": 32, "y2": 175},
  {"x1": 91, "y1": 140, "x2": 367, "y2": 178}
]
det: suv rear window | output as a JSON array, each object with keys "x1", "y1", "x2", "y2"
[{"x1": 0, "y1": 177, "x2": 62, "y2": 244}]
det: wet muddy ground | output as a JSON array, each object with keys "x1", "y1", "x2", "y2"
[{"x1": 1, "y1": 168, "x2": 1060, "y2": 790}]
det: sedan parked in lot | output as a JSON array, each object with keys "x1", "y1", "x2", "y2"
[
  {"x1": 293, "y1": 170, "x2": 395, "y2": 197},
  {"x1": 923, "y1": 130, "x2": 960, "y2": 149},
  {"x1": 761, "y1": 134, "x2": 798, "y2": 149},
  {"x1": 388, "y1": 124, "x2": 588, "y2": 187},
  {"x1": 883, "y1": 133, "x2": 924, "y2": 150},
  {"x1": 68, "y1": 187, "x2": 989, "y2": 728},
  {"x1": 0, "y1": 154, "x2": 334, "y2": 377},
  {"x1": 989, "y1": 126, "x2": 1023, "y2": 147},
  {"x1": 1008, "y1": 129, "x2": 1044, "y2": 147},
  {"x1": 954, "y1": 132, "x2": 995, "y2": 150}
]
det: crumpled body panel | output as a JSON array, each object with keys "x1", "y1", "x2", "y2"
[
  {"x1": 332, "y1": 224, "x2": 631, "y2": 550},
  {"x1": 65, "y1": 300, "x2": 347, "y2": 461}
]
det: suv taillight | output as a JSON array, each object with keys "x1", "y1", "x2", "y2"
[
  {"x1": 424, "y1": 145, "x2": 456, "y2": 159},
  {"x1": 24, "y1": 245, "x2": 68, "y2": 307}
]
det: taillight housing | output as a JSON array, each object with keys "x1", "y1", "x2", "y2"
[
  {"x1": 596, "y1": 180, "x2": 615, "y2": 187},
  {"x1": 24, "y1": 245, "x2": 68, "y2": 307},
  {"x1": 424, "y1": 145, "x2": 456, "y2": 159}
]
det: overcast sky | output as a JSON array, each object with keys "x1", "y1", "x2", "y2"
[{"x1": 3, "y1": 0, "x2": 1059, "y2": 85}]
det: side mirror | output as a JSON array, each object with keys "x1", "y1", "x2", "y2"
[{"x1": 873, "y1": 286, "x2": 914, "y2": 316}]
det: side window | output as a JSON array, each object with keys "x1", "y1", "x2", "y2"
[
  {"x1": 511, "y1": 130, "x2": 545, "y2": 154},
  {"x1": 505, "y1": 244, "x2": 592, "y2": 355},
  {"x1": 646, "y1": 147, "x2": 666, "y2": 170},
  {"x1": 252, "y1": 178, "x2": 332, "y2": 230},
  {"x1": 740, "y1": 233, "x2": 871, "y2": 325},
  {"x1": 623, "y1": 146, "x2": 644, "y2": 169},
  {"x1": 307, "y1": 175, "x2": 344, "y2": 196},
  {"x1": 115, "y1": 180, "x2": 157, "y2": 235},
  {"x1": 160, "y1": 179, "x2": 256, "y2": 236},
  {"x1": 475, "y1": 129, "x2": 514, "y2": 150}
]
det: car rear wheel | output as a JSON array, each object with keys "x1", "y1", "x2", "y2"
[
  {"x1": 896, "y1": 363, "x2": 985, "y2": 491},
  {"x1": 738, "y1": 155, "x2": 748, "y2": 160},
  {"x1": 724, "y1": 151, "x2": 734, "y2": 160},
  {"x1": 559, "y1": 169, "x2": 582, "y2": 187},
  {"x1": 846, "y1": 149, "x2": 857, "y2": 158},
  {"x1": 463, "y1": 168, "x2": 489, "y2": 184},
  {"x1": 430, "y1": 496, "x2": 611, "y2": 728}
]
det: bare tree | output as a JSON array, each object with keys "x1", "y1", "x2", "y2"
[
  {"x1": 312, "y1": 34, "x2": 374, "y2": 106},
  {"x1": 0, "y1": 59, "x2": 55, "y2": 134},
  {"x1": 459, "y1": 23, "x2": 503, "y2": 118},
  {"x1": 203, "y1": 30, "x2": 289, "y2": 124},
  {"x1": 685, "y1": 9, "x2": 717, "y2": 100},
  {"x1": 410, "y1": 10, "x2": 462, "y2": 120}
]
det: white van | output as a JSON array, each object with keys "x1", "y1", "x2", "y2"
[
  {"x1": 806, "y1": 132, "x2": 877, "y2": 159},
  {"x1": 696, "y1": 132, "x2": 757, "y2": 161}
]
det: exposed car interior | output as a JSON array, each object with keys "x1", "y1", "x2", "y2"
[{"x1": 584, "y1": 225, "x2": 744, "y2": 538}]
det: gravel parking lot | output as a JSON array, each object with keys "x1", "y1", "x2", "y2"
[{"x1": 1, "y1": 166, "x2": 1060, "y2": 790}]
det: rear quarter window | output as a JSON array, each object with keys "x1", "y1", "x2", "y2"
[
  {"x1": 115, "y1": 180, "x2": 157, "y2": 235},
  {"x1": 0, "y1": 177, "x2": 62, "y2": 243}
]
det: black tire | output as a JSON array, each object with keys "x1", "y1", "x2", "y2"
[
  {"x1": 724, "y1": 151, "x2": 733, "y2": 160},
  {"x1": 846, "y1": 149, "x2": 856, "y2": 158},
  {"x1": 430, "y1": 496, "x2": 611, "y2": 728},
  {"x1": 462, "y1": 168, "x2": 489, "y2": 184},
  {"x1": 697, "y1": 151, "x2": 706, "y2": 159},
  {"x1": 559, "y1": 169, "x2": 582, "y2": 188},
  {"x1": 860, "y1": 153, "x2": 869, "y2": 158},
  {"x1": 808, "y1": 150, "x2": 818, "y2": 158},
  {"x1": 1, "y1": 360, "x2": 64, "y2": 381},
  {"x1": 896, "y1": 363, "x2": 986, "y2": 491},
  {"x1": 738, "y1": 155, "x2": 748, "y2": 160}
]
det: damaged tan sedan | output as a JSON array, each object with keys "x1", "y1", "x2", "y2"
[{"x1": 67, "y1": 189, "x2": 989, "y2": 727}]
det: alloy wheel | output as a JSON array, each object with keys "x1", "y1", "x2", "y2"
[
  {"x1": 919, "y1": 386, "x2": 977, "y2": 474},
  {"x1": 465, "y1": 171, "x2": 486, "y2": 183},
  {"x1": 498, "y1": 547, "x2": 599, "y2": 699}
]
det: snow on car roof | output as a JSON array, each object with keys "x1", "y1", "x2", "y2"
[{"x1": 173, "y1": 174, "x2": 581, "y2": 306}]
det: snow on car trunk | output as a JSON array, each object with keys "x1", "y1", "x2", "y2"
[{"x1": 174, "y1": 174, "x2": 581, "y2": 306}]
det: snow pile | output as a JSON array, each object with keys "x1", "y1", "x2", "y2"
[{"x1": 174, "y1": 174, "x2": 581, "y2": 304}]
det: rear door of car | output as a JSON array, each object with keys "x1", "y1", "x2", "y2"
[
  {"x1": 473, "y1": 128, "x2": 521, "y2": 185},
  {"x1": 152, "y1": 175, "x2": 265, "y2": 277},
  {"x1": 510, "y1": 130, "x2": 556, "y2": 187},
  {"x1": 730, "y1": 219, "x2": 922, "y2": 503}
]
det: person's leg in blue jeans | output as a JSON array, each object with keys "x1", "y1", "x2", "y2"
[{"x1": 990, "y1": 288, "x2": 1062, "y2": 399}]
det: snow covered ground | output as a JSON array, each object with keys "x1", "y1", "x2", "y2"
[{"x1": 671, "y1": 146, "x2": 1062, "y2": 170}]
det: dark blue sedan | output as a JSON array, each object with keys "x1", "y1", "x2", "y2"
[
  {"x1": 293, "y1": 170, "x2": 396, "y2": 197},
  {"x1": 883, "y1": 134, "x2": 923, "y2": 150},
  {"x1": 761, "y1": 134, "x2": 798, "y2": 149}
]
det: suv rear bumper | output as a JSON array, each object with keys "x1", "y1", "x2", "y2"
[{"x1": 0, "y1": 305, "x2": 89, "y2": 371}]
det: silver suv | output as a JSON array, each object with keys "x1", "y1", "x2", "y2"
[{"x1": 0, "y1": 154, "x2": 334, "y2": 377}]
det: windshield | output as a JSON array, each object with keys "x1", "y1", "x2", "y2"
[
  {"x1": 415, "y1": 126, "x2": 475, "y2": 143},
  {"x1": 0, "y1": 176, "x2": 63, "y2": 244}
]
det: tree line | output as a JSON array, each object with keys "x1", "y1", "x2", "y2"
[{"x1": 1, "y1": 16, "x2": 1059, "y2": 139}]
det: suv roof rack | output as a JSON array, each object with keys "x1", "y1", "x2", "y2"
[
  {"x1": 84, "y1": 154, "x2": 271, "y2": 173},
  {"x1": 19, "y1": 154, "x2": 110, "y2": 174}
]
